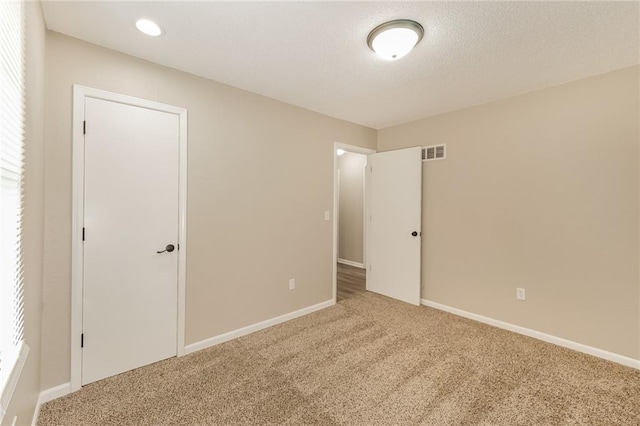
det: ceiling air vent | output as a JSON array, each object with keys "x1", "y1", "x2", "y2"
[{"x1": 422, "y1": 144, "x2": 446, "y2": 162}]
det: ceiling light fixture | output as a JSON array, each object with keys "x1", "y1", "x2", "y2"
[
  {"x1": 367, "y1": 19, "x2": 424, "y2": 60},
  {"x1": 135, "y1": 18, "x2": 164, "y2": 37},
  {"x1": 336, "y1": 149, "x2": 346, "y2": 156}
]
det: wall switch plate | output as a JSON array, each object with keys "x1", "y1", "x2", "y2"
[
  {"x1": 516, "y1": 288, "x2": 526, "y2": 300},
  {"x1": 324, "y1": 210, "x2": 331, "y2": 221},
  {"x1": 289, "y1": 278, "x2": 295, "y2": 290}
]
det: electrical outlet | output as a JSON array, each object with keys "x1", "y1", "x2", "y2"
[
  {"x1": 516, "y1": 288, "x2": 526, "y2": 300},
  {"x1": 324, "y1": 210, "x2": 331, "y2": 221},
  {"x1": 289, "y1": 278, "x2": 295, "y2": 290}
]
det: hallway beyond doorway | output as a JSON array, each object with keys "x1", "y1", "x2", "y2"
[{"x1": 336, "y1": 263, "x2": 366, "y2": 301}]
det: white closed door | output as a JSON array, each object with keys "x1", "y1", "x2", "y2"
[
  {"x1": 366, "y1": 147, "x2": 422, "y2": 305},
  {"x1": 82, "y1": 97, "x2": 179, "y2": 385}
]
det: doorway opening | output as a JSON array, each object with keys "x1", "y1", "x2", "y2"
[{"x1": 332, "y1": 143, "x2": 375, "y2": 302}]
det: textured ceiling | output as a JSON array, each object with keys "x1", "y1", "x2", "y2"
[{"x1": 41, "y1": 1, "x2": 639, "y2": 129}]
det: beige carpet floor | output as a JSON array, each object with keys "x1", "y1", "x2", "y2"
[{"x1": 38, "y1": 292, "x2": 640, "y2": 425}]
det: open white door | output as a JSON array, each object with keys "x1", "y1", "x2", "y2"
[
  {"x1": 366, "y1": 147, "x2": 422, "y2": 305},
  {"x1": 82, "y1": 97, "x2": 180, "y2": 385}
]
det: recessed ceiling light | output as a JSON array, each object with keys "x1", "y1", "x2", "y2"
[
  {"x1": 135, "y1": 18, "x2": 164, "y2": 37},
  {"x1": 337, "y1": 149, "x2": 346, "y2": 156},
  {"x1": 367, "y1": 19, "x2": 424, "y2": 60}
]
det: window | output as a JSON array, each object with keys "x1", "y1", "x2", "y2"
[{"x1": 0, "y1": 0, "x2": 26, "y2": 402}]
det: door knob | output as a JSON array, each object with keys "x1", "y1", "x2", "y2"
[
  {"x1": 411, "y1": 231, "x2": 418, "y2": 237},
  {"x1": 157, "y1": 244, "x2": 175, "y2": 254}
]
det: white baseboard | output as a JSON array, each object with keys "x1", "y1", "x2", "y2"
[
  {"x1": 185, "y1": 299, "x2": 335, "y2": 354},
  {"x1": 32, "y1": 382, "x2": 72, "y2": 426},
  {"x1": 337, "y1": 258, "x2": 365, "y2": 269},
  {"x1": 421, "y1": 299, "x2": 640, "y2": 370}
]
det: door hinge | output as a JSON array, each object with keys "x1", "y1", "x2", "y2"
[
  {"x1": 81, "y1": 333, "x2": 84, "y2": 348},
  {"x1": 82, "y1": 227, "x2": 85, "y2": 241},
  {"x1": 83, "y1": 120, "x2": 86, "y2": 135}
]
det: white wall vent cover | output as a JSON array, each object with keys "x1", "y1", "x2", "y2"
[{"x1": 422, "y1": 144, "x2": 446, "y2": 161}]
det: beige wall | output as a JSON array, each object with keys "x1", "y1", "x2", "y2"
[
  {"x1": 41, "y1": 32, "x2": 376, "y2": 389},
  {"x1": 3, "y1": 2, "x2": 47, "y2": 424},
  {"x1": 338, "y1": 152, "x2": 367, "y2": 265},
  {"x1": 378, "y1": 66, "x2": 640, "y2": 359}
]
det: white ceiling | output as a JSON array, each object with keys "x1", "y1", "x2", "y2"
[{"x1": 41, "y1": 1, "x2": 639, "y2": 129}]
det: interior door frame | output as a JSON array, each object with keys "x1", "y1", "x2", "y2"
[
  {"x1": 332, "y1": 142, "x2": 376, "y2": 303},
  {"x1": 70, "y1": 85, "x2": 188, "y2": 392}
]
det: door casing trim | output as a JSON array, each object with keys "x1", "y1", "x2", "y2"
[{"x1": 71, "y1": 85, "x2": 188, "y2": 391}]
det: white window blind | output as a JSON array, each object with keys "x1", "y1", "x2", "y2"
[{"x1": 0, "y1": 0, "x2": 26, "y2": 396}]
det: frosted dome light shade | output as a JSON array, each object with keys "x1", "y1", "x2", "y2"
[
  {"x1": 371, "y1": 28, "x2": 419, "y2": 60},
  {"x1": 367, "y1": 20, "x2": 424, "y2": 60},
  {"x1": 136, "y1": 18, "x2": 164, "y2": 36}
]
